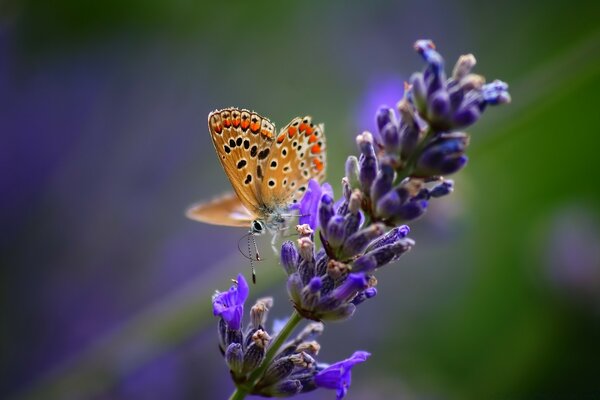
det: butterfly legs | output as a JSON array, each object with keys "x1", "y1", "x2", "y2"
[{"x1": 238, "y1": 232, "x2": 262, "y2": 284}]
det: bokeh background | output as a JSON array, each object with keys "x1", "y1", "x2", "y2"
[{"x1": 2, "y1": 0, "x2": 600, "y2": 399}]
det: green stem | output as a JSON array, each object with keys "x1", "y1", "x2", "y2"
[
  {"x1": 247, "y1": 309, "x2": 303, "y2": 385},
  {"x1": 228, "y1": 387, "x2": 248, "y2": 400}
]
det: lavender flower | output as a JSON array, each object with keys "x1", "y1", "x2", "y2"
[
  {"x1": 347, "y1": 40, "x2": 510, "y2": 226},
  {"x1": 211, "y1": 39, "x2": 510, "y2": 400},
  {"x1": 212, "y1": 277, "x2": 370, "y2": 398},
  {"x1": 282, "y1": 217, "x2": 414, "y2": 321},
  {"x1": 314, "y1": 351, "x2": 371, "y2": 400},
  {"x1": 410, "y1": 39, "x2": 510, "y2": 132}
]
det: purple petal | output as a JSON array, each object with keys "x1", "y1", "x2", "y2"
[
  {"x1": 235, "y1": 273, "x2": 249, "y2": 304},
  {"x1": 299, "y1": 179, "x2": 324, "y2": 229},
  {"x1": 314, "y1": 351, "x2": 371, "y2": 399},
  {"x1": 212, "y1": 274, "x2": 249, "y2": 330}
]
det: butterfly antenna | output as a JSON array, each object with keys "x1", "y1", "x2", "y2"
[
  {"x1": 247, "y1": 234, "x2": 257, "y2": 284},
  {"x1": 237, "y1": 233, "x2": 254, "y2": 261},
  {"x1": 251, "y1": 234, "x2": 262, "y2": 262}
]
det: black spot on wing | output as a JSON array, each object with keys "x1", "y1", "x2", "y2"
[{"x1": 258, "y1": 148, "x2": 270, "y2": 160}]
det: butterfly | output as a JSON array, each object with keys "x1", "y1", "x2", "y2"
[{"x1": 187, "y1": 107, "x2": 327, "y2": 239}]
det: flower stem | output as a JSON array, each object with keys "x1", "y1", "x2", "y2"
[
  {"x1": 228, "y1": 387, "x2": 248, "y2": 400},
  {"x1": 247, "y1": 309, "x2": 303, "y2": 386}
]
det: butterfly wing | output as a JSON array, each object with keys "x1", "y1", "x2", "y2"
[
  {"x1": 208, "y1": 108, "x2": 277, "y2": 216},
  {"x1": 257, "y1": 116, "x2": 327, "y2": 206},
  {"x1": 186, "y1": 192, "x2": 255, "y2": 227}
]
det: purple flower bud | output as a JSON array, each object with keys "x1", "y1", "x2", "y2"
[
  {"x1": 381, "y1": 121, "x2": 400, "y2": 152},
  {"x1": 302, "y1": 277, "x2": 323, "y2": 309},
  {"x1": 348, "y1": 190, "x2": 362, "y2": 214},
  {"x1": 298, "y1": 258, "x2": 316, "y2": 285},
  {"x1": 319, "y1": 193, "x2": 335, "y2": 234},
  {"x1": 260, "y1": 356, "x2": 296, "y2": 387},
  {"x1": 225, "y1": 343, "x2": 243, "y2": 374},
  {"x1": 375, "y1": 106, "x2": 397, "y2": 133},
  {"x1": 341, "y1": 224, "x2": 385, "y2": 259},
  {"x1": 415, "y1": 40, "x2": 446, "y2": 97},
  {"x1": 368, "y1": 237, "x2": 415, "y2": 268},
  {"x1": 482, "y1": 79, "x2": 511, "y2": 105},
  {"x1": 414, "y1": 39, "x2": 435, "y2": 54},
  {"x1": 242, "y1": 342, "x2": 266, "y2": 374},
  {"x1": 345, "y1": 156, "x2": 361, "y2": 189},
  {"x1": 398, "y1": 101, "x2": 423, "y2": 159},
  {"x1": 370, "y1": 163, "x2": 395, "y2": 205},
  {"x1": 315, "y1": 251, "x2": 328, "y2": 276},
  {"x1": 428, "y1": 89, "x2": 451, "y2": 120},
  {"x1": 342, "y1": 210, "x2": 363, "y2": 241},
  {"x1": 250, "y1": 297, "x2": 273, "y2": 328},
  {"x1": 330, "y1": 273, "x2": 369, "y2": 303},
  {"x1": 287, "y1": 273, "x2": 303, "y2": 305},
  {"x1": 315, "y1": 351, "x2": 370, "y2": 399},
  {"x1": 452, "y1": 54, "x2": 477, "y2": 80},
  {"x1": 326, "y1": 215, "x2": 346, "y2": 249},
  {"x1": 375, "y1": 187, "x2": 409, "y2": 219},
  {"x1": 413, "y1": 187, "x2": 430, "y2": 201},
  {"x1": 440, "y1": 155, "x2": 468, "y2": 175},
  {"x1": 367, "y1": 225, "x2": 410, "y2": 251},
  {"x1": 452, "y1": 104, "x2": 480, "y2": 128},
  {"x1": 393, "y1": 200, "x2": 428, "y2": 222},
  {"x1": 352, "y1": 287, "x2": 377, "y2": 305},
  {"x1": 298, "y1": 237, "x2": 315, "y2": 262},
  {"x1": 430, "y1": 180, "x2": 454, "y2": 198},
  {"x1": 280, "y1": 241, "x2": 299, "y2": 275},
  {"x1": 356, "y1": 132, "x2": 378, "y2": 194},
  {"x1": 226, "y1": 328, "x2": 243, "y2": 347},
  {"x1": 409, "y1": 72, "x2": 427, "y2": 114},
  {"x1": 212, "y1": 274, "x2": 249, "y2": 330},
  {"x1": 415, "y1": 133, "x2": 469, "y2": 176},
  {"x1": 350, "y1": 254, "x2": 377, "y2": 273}
]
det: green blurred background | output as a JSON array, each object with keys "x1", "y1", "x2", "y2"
[{"x1": 2, "y1": 0, "x2": 600, "y2": 399}]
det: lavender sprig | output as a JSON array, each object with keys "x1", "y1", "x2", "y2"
[{"x1": 213, "y1": 39, "x2": 510, "y2": 400}]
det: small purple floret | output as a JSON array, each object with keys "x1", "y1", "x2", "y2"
[
  {"x1": 298, "y1": 179, "x2": 333, "y2": 230},
  {"x1": 314, "y1": 351, "x2": 371, "y2": 400},
  {"x1": 212, "y1": 273, "x2": 249, "y2": 330}
]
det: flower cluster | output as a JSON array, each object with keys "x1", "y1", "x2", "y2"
[
  {"x1": 211, "y1": 40, "x2": 510, "y2": 399},
  {"x1": 213, "y1": 274, "x2": 369, "y2": 397},
  {"x1": 349, "y1": 39, "x2": 510, "y2": 226},
  {"x1": 282, "y1": 191, "x2": 414, "y2": 322}
]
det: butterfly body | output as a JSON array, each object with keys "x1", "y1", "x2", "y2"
[{"x1": 187, "y1": 107, "x2": 327, "y2": 236}]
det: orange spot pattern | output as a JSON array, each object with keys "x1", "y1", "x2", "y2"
[
  {"x1": 232, "y1": 114, "x2": 241, "y2": 128},
  {"x1": 277, "y1": 134, "x2": 285, "y2": 143},
  {"x1": 308, "y1": 134, "x2": 317, "y2": 143},
  {"x1": 261, "y1": 129, "x2": 273, "y2": 139},
  {"x1": 241, "y1": 119, "x2": 250, "y2": 130},
  {"x1": 222, "y1": 113, "x2": 232, "y2": 128},
  {"x1": 250, "y1": 121, "x2": 261, "y2": 133},
  {"x1": 313, "y1": 158, "x2": 324, "y2": 171},
  {"x1": 210, "y1": 115, "x2": 223, "y2": 134},
  {"x1": 288, "y1": 126, "x2": 297, "y2": 138},
  {"x1": 311, "y1": 144, "x2": 321, "y2": 154}
]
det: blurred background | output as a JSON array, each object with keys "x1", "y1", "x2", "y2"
[{"x1": 2, "y1": 0, "x2": 600, "y2": 399}]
